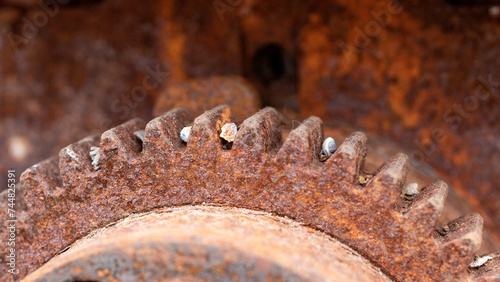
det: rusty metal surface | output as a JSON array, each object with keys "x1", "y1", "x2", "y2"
[
  {"x1": 321, "y1": 125, "x2": 500, "y2": 254},
  {"x1": 470, "y1": 253, "x2": 500, "y2": 281},
  {"x1": 1, "y1": 0, "x2": 500, "y2": 280},
  {"x1": 1, "y1": 0, "x2": 500, "y2": 243},
  {"x1": 295, "y1": 0, "x2": 500, "y2": 242},
  {"x1": 0, "y1": 106, "x2": 496, "y2": 281},
  {"x1": 23, "y1": 205, "x2": 390, "y2": 281}
]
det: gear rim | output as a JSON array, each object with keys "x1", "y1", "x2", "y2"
[{"x1": 0, "y1": 105, "x2": 498, "y2": 281}]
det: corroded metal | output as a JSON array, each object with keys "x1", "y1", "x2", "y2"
[
  {"x1": 2, "y1": 0, "x2": 500, "y2": 248},
  {"x1": 23, "y1": 206, "x2": 391, "y2": 281},
  {"x1": 0, "y1": 106, "x2": 497, "y2": 281}
]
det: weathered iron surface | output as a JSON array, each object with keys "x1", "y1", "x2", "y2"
[
  {"x1": 0, "y1": 106, "x2": 496, "y2": 281},
  {"x1": 23, "y1": 205, "x2": 391, "y2": 281},
  {"x1": 1, "y1": 0, "x2": 500, "y2": 246},
  {"x1": 1, "y1": 0, "x2": 500, "y2": 280},
  {"x1": 295, "y1": 0, "x2": 500, "y2": 243}
]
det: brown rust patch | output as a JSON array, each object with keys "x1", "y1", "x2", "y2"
[{"x1": 1, "y1": 106, "x2": 488, "y2": 281}]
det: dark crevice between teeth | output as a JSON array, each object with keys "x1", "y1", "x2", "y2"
[
  {"x1": 134, "y1": 130, "x2": 145, "y2": 152},
  {"x1": 221, "y1": 138, "x2": 233, "y2": 150}
]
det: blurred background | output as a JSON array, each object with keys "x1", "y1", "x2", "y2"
[{"x1": 0, "y1": 0, "x2": 499, "y2": 250}]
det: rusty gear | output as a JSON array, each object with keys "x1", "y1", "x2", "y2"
[{"x1": 1, "y1": 106, "x2": 499, "y2": 281}]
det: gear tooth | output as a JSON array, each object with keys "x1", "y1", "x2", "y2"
[
  {"x1": 439, "y1": 213, "x2": 483, "y2": 271},
  {"x1": 324, "y1": 131, "x2": 367, "y2": 183},
  {"x1": 403, "y1": 180, "x2": 448, "y2": 234},
  {"x1": 276, "y1": 116, "x2": 323, "y2": 165},
  {"x1": 19, "y1": 157, "x2": 69, "y2": 272},
  {"x1": 439, "y1": 213, "x2": 483, "y2": 248},
  {"x1": 58, "y1": 135, "x2": 100, "y2": 200},
  {"x1": 232, "y1": 107, "x2": 282, "y2": 156},
  {"x1": 20, "y1": 156, "x2": 63, "y2": 216},
  {"x1": 143, "y1": 108, "x2": 191, "y2": 156},
  {"x1": 469, "y1": 253, "x2": 500, "y2": 281},
  {"x1": 365, "y1": 153, "x2": 409, "y2": 204},
  {"x1": 9, "y1": 106, "x2": 498, "y2": 281},
  {"x1": 187, "y1": 105, "x2": 231, "y2": 153},
  {"x1": 100, "y1": 118, "x2": 146, "y2": 168}
]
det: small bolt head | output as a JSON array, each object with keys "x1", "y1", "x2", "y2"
[
  {"x1": 470, "y1": 255, "x2": 493, "y2": 268},
  {"x1": 319, "y1": 137, "x2": 336, "y2": 161},
  {"x1": 180, "y1": 126, "x2": 192, "y2": 143},
  {"x1": 402, "y1": 183, "x2": 419, "y2": 197},
  {"x1": 220, "y1": 123, "x2": 237, "y2": 142}
]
